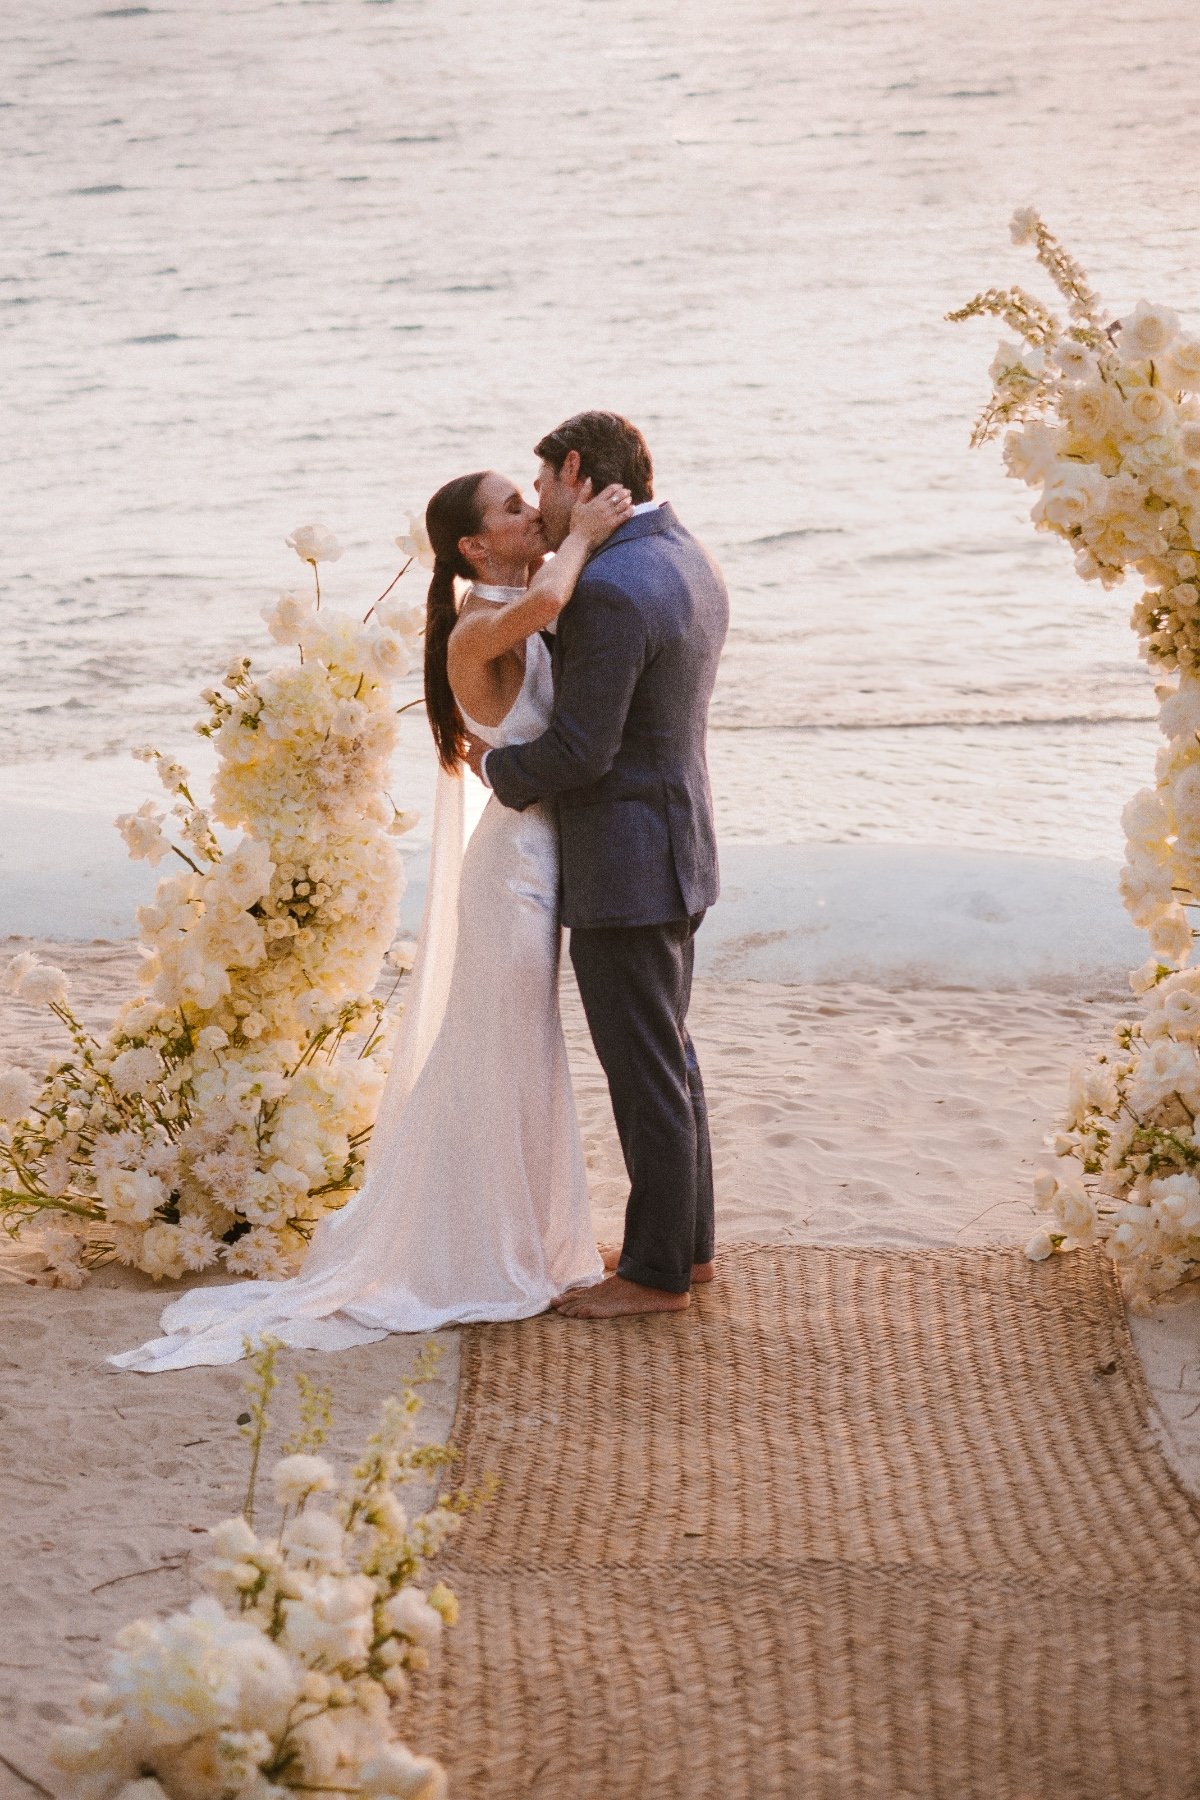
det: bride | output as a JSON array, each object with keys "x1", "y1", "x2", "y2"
[{"x1": 112, "y1": 470, "x2": 634, "y2": 1370}]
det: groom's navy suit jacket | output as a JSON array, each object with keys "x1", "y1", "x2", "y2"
[{"x1": 485, "y1": 503, "x2": 729, "y2": 929}]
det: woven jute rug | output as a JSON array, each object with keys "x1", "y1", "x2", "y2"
[{"x1": 407, "y1": 1246, "x2": 1200, "y2": 1798}]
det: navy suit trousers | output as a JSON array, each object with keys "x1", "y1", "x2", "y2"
[{"x1": 569, "y1": 913, "x2": 714, "y2": 1293}]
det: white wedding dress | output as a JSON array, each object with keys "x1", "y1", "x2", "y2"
[{"x1": 112, "y1": 587, "x2": 603, "y2": 1372}]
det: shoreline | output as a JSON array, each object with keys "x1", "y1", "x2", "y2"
[{"x1": 0, "y1": 832, "x2": 1148, "y2": 990}]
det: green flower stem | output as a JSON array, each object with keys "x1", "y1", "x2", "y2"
[{"x1": 0, "y1": 1189, "x2": 104, "y2": 1221}]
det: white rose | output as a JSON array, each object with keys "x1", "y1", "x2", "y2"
[
  {"x1": 1125, "y1": 384, "x2": 1176, "y2": 436},
  {"x1": 0, "y1": 1066, "x2": 36, "y2": 1122},
  {"x1": 1061, "y1": 378, "x2": 1116, "y2": 442},
  {"x1": 331, "y1": 698, "x2": 368, "y2": 739},
  {"x1": 138, "y1": 1221, "x2": 187, "y2": 1280},
  {"x1": 366, "y1": 630, "x2": 412, "y2": 682},
  {"x1": 1120, "y1": 300, "x2": 1182, "y2": 363},
  {"x1": 389, "y1": 811, "x2": 420, "y2": 838},
  {"x1": 1165, "y1": 338, "x2": 1200, "y2": 394},
  {"x1": 286, "y1": 524, "x2": 343, "y2": 565},
  {"x1": 262, "y1": 590, "x2": 316, "y2": 646},
  {"x1": 376, "y1": 596, "x2": 425, "y2": 640},
  {"x1": 1053, "y1": 337, "x2": 1094, "y2": 381},
  {"x1": 97, "y1": 1167, "x2": 166, "y2": 1225},
  {"x1": 1031, "y1": 463, "x2": 1105, "y2": 531},
  {"x1": 395, "y1": 512, "x2": 436, "y2": 570},
  {"x1": 225, "y1": 1070, "x2": 286, "y2": 1124}
]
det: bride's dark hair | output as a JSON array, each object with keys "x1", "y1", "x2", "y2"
[{"x1": 423, "y1": 471, "x2": 490, "y2": 771}]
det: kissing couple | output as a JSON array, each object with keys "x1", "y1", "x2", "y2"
[{"x1": 115, "y1": 410, "x2": 730, "y2": 1372}]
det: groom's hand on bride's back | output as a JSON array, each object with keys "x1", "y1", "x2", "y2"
[{"x1": 463, "y1": 731, "x2": 490, "y2": 782}]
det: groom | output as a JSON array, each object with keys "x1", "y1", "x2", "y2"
[{"x1": 468, "y1": 410, "x2": 729, "y2": 1319}]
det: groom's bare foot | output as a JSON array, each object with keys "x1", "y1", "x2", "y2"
[
  {"x1": 552, "y1": 1274, "x2": 691, "y2": 1319},
  {"x1": 598, "y1": 1243, "x2": 715, "y2": 1283}
]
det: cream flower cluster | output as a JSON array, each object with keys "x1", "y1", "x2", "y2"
[
  {"x1": 0, "y1": 529, "x2": 424, "y2": 1286},
  {"x1": 956, "y1": 216, "x2": 1200, "y2": 1303},
  {"x1": 51, "y1": 1358, "x2": 458, "y2": 1800}
]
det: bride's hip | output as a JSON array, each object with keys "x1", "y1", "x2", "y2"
[{"x1": 460, "y1": 796, "x2": 559, "y2": 902}]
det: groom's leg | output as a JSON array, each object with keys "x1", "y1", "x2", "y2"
[
  {"x1": 570, "y1": 918, "x2": 698, "y2": 1294},
  {"x1": 677, "y1": 915, "x2": 715, "y2": 1267}
]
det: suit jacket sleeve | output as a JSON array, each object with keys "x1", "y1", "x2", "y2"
[{"x1": 486, "y1": 576, "x2": 649, "y2": 812}]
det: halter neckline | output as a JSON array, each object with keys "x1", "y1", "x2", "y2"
[{"x1": 469, "y1": 582, "x2": 526, "y2": 605}]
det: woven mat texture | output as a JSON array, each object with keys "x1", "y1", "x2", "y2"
[{"x1": 408, "y1": 1246, "x2": 1200, "y2": 1798}]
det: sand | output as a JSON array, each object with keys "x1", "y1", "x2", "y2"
[{"x1": 2, "y1": 940, "x2": 1200, "y2": 1795}]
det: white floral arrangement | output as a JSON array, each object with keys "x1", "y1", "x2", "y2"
[
  {"x1": 954, "y1": 212, "x2": 1200, "y2": 1304},
  {"x1": 51, "y1": 1341, "x2": 463, "y2": 1799},
  {"x1": 0, "y1": 521, "x2": 430, "y2": 1286}
]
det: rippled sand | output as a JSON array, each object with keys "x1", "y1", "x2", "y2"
[{"x1": 3, "y1": 943, "x2": 1200, "y2": 1792}]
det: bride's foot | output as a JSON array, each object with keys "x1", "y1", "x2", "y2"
[
  {"x1": 598, "y1": 1243, "x2": 716, "y2": 1284},
  {"x1": 552, "y1": 1274, "x2": 691, "y2": 1320}
]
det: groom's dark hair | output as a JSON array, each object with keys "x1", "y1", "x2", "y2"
[{"x1": 535, "y1": 411, "x2": 654, "y2": 505}]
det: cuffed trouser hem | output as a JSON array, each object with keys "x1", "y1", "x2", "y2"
[{"x1": 615, "y1": 1253, "x2": 692, "y2": 1295}]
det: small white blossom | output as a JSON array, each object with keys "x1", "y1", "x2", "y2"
[
  {"x1": 1120, "y1": 299, "x2": 1182, "y2": 362},
  {"x1": 395, "y1": 512, "x2": 435, "y2": 570},
  {"x1": 286, "y1": 524, "x2": 343, "y2": 565},
  {"x1": 1008, "y1": 205, "x2": 1040, "y2": 246},
  {"x1": 116, "y1": 801, "x2": 171, "y2": 866}
]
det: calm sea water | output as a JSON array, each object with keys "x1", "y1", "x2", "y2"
[{"x1": 5, "y1": 0, "x2": 1199, "y2": 861}]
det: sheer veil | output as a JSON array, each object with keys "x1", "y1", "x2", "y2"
[{"x1": 366, "y1": 760, "x2": 489, "y2": 1172}]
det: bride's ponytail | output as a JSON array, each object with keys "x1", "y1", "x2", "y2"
[{"x1": 423, "y1": 470, "x2": 490, "y2": 772}]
